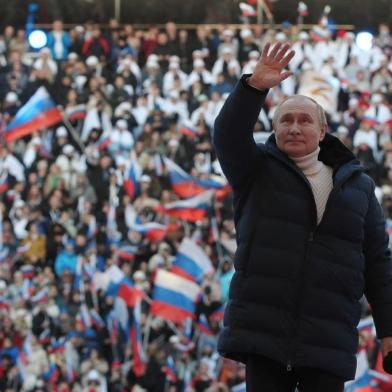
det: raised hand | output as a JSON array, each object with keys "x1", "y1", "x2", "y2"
[{"x1": 247, "y1": 42, "x2": 295, "y2": 90}]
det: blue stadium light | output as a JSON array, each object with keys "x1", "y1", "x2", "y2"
[
  {"x1": 28, "y1": 29, "x2": 47, "y2": 50},
  {"x1": 356, "y1": 31, "x2": 373, "y2": 51}
]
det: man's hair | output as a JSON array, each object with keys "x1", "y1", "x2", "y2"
[{"x1": 272, "y1": 95, "x2": 327, "y2": 128}]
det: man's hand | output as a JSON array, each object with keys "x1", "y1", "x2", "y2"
[
  {"x1": 381, "y1": 337, "x2": 392, "y2": 358},
  {"x1": 247, "y1": 42, "x2": 295, "y2": 90}
]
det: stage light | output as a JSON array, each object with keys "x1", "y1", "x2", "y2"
[
  {"x1": 356, "y1": 31, "x2": 373, "y2": 51},
  {"x1": 28, "y1": 30, "x2": 47, "y2": 50}
]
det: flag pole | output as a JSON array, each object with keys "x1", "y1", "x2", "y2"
[
  {"x1": 60, "y1": 108, "x2": 85, "y2": 152},
  {"x1": 257, "y1": 0, "x2": 264, "y2": 25}
]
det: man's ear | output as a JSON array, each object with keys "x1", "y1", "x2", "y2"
[{"x1": 319, "y1": 124, "x2": 327, "y2": 142}]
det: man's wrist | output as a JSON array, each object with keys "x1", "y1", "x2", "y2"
[{"x1": 241, "y1": 74, "x2": 269, "y2": 94}]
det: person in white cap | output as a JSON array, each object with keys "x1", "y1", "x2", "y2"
[
  {"x1": 162, "y1": 60, "x2": 187, "y2": 96},
  {"x1": 187, "y1": 58, "x2": 214, "y2": 89},
  {"x1": 290, "y1": 31, "x2": 313, "y2": 73},
  {"x1": 212, "y1": 47, "x2": 241, "y2": 81},
  {"x1": 217, "y1": 28, "x2": 239, "y2": 58},
  {"x1": 33, "y1": 47, "x2": 58, "y2": 83},
  {"x1": 107, "y1": 119, "x2": 134, "y2": 161},
  {"x1": 161, "y1": 89, "x2": 189, "y2": 123},
  {"x1": 239, "y1": 28, "x2": 259, "y2": 65}
]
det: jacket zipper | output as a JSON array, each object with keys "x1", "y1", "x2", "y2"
[{"x1": 265, "y1": 150, "x2": 361, "y2": 370}]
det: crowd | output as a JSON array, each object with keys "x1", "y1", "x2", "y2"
[{"x1": 0, "y1": 15, "x2": 391, "y2": 392}]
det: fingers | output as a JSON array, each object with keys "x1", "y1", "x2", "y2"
[
  {"x1": 280, "y1": 49, "x2": 296, "y2": 68},
  {"x1": 261, "y1": 42, "x2": 271, "y2": 58},
  {"x1": 268, "y1": 42, "x2": 282, "y2": 58},
  {"x1": 263, "y1": 42, "x2": 295, "y2": 67},
  {"x1": 275, "y1": 43, "x2": 291, "y2": 62},
  {"x1": 279, "y1": 71, "x2": 294, "y2": 82}
]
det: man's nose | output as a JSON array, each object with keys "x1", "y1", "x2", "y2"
[{"x1": 288, "y1": 122, "x2": 301, "y2": 134}]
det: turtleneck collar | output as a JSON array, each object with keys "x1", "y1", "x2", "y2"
[{"x1": 289, "y1": 146, "x2": 322, "y2": 176}]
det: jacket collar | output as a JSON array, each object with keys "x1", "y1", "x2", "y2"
[{"x1": 264, "y1": 133, "x2": 363, "y2": 184}]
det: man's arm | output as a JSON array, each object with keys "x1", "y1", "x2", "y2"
[
  {"x1": 213, "y1": 43, "x2": 295, "y2": 191},
  {"x1": 363, "y1": 187, "x2": 392, "y2": 357}
]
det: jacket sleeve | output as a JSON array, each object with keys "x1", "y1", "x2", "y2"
[
  {"x1": 363, "y1": 187, "x2": 392, "y2": 338},
  {"x1": 212, "y1": 74, "x2": 269, "y2": 191}
]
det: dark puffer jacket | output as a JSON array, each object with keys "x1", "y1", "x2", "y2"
[{"x1": 213, "y1": 76, "x2": 392, "y2": 380}]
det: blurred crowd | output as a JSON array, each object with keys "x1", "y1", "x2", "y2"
[{"x1": 0, "y1": 16, "x2": 391, "y2": 392}]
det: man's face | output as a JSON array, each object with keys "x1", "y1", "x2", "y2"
[{"x1": 274, "y1": 97, "x2": 326, "y2": 157}]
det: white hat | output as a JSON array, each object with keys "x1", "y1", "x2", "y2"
[
  {"x1": 0, "y1": 280, "x2": 7, "y2": 290},
  {"x1": 56, "y1": 126, "x2": 68, "y2": 138},
  {"x1": 248, "y1": 50, "x2": 260, "y2": 59},
  {"x1": 192, "y1": 49, "x2": 203, "y2": 58},
  {"x1": 140, "y1": 174, "x2": 151, "y2": 183},
  {"x1": 275, "y1": 32, "x2": 287, "y2": 42},
  {"x1": 336, "y1": 125, "x2": 349, "y2": 136},
  {"x1": 146, "y1": 59, "x2": 159, "y2": 69},
  {"x1": 115, "y1": 156, "x2": 127, "y2": 167},
  {"x1": 133, "y1": 270, "x2": 146, "y2": 280},
  {"x1": 222, "y1": 47, "x2": 233, "y2": 55},
  {"x1": 14, "y1": 199, "x2": 25, "y2": 208},
  {"x1": 63, "y1": 144, "x2": 75, "y2": 155},
  {"x1": 240, "y1": 29, "x2": 252, "y2": 39},
  {"x1": 223, "y1": 29, "x2": 234, "y2": 37},
  {"x1": 87, "y1": 369, "x2": 100, "y2": 381},
  {"x1": 86, "y1": 56, "x2": 99, "y2": 67},
  {"x1": 169, "y1": 90, "x2": 179, "y2": 99},
  {"x1": 147, "y1": 54, "x2": 159, "y2": 62},
  {"x1": 169, "y1": 62, "x2": 180, "y2": 70},
  {"x1": 193, "y1": 59, "x2": 205, "y2": 68},
  {"x1": 169, "y1": 55, "x2": 180, "y2": 64},
  {"x1": 67, "y1": 52, "x2": 78, "y2": 60},
  {"x1": 299, "y1": 31, "x2": 309, "y2": 40},
  {"x1": 116, "y1": 119, "x2": 128, "y2": 129},
  {"x1": 168, "y1": 139, "x2": 179, "y2": 148},
  {"x1": 5, "y1": 91, "x2": 18, "y2": 103}
]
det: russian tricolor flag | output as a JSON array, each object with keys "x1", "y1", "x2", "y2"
[
  {"x1": 0, "y1": 172, "x2": 8, "y2": 194},
  {"x1": 94, "y1": 265, "x2": 144, "y2": 307},
  {"x1": 129, "y1": 299, "x2": 147, "y2": 376},
  {"x1": 164, "y1": 157, "x2": 229, "y2": 199},
  {"x1": 155, "y1": 190, "x2": 213, "y2": 223},
  {"x1": 65, "y1": 104, "x2": 86, "y2": 121},
  {"x1": 124, "y1": 151, "x2": 141, "y2": 199},
  {"x1": 115, "y1": 244, "x2": 138, "y2": 261},
  {"x1": 210, "y1": 303, "x2": 225, "y2": 322},
  {"x1": 4, "y1": 87, "x2": 62, "y2": 141},
  {"x1": 130, "y1": 220, "x2": 168, "y2": 243},
  {"x1": 197, "y1": 314, "x2": 214, "y2": 336},
  {"x1": 97, "y1": 133, "x2": 111, "y2": 150},
  {"x1": 164, "y1": 356, "x2": 177, "y2": 382},
  {"x1": 151, "y1": 269, "x2": 200, "y2": 324},
  {"x1": 171, "y1": 238, "x2": 214, "y2": 283}
]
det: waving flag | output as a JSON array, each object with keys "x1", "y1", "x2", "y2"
[
  {"x1": 239, "y1": 2, "x2": 256, "y2": 16},
  {"x1": 124, "y1": 151, "x2": 141, "y2": 199},
  {"x1": 4, "y1": 87, "x2": 62, "y2": 141},
  {"x1": 151, "y1": 269, "x2": 200, "y2": 323},
  {"x1": 164, "y1": 157, "x2": 229, "y2": 199},
  {"x1": 155, "y1": 190, "x2": 213, "y2": 222},
  {"x1": 164, "y1": 356, "x2": 177, "y2": 382},
  {"x1": 130, "y1": 220, "x2": 168, "y2": 243},
  {"x1": 94, "y1": 265, "x2": 144, "y2": 307},
  {"x1": 172, "y1": 238, "x2": 214, "y2": 283},
  {"x1": 179, "y1": 120, "x2": 197, "y2": 138},
  {"x1": 64, "y1": 104, "x2": 86, "y2": 122},
  {"x1": 344, "y1": 369, "x2": 384, "y2": 391},
  {"x1": 115, "y1": 244, "x2": 138, "y2": 261},
  {"x1": 210, "y1": 303, "x2": 225, "y2": 321},
  {"x1": 129, "y1": 298, "x2": 147, "y2": 376},
  {"x1": 197, "y1": 314, "x2": 214, "y2": 336},
  {"x1": 0, "y1": 172, "x2": 8, "y2": 194}
]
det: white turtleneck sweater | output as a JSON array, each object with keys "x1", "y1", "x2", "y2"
[{"x1": 290, "y1": 147, "x2": 334, "y2": 225}]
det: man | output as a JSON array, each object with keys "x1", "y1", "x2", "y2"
[{"x1": 213, "y1": 42, "x2": 392, "y2": 391}]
